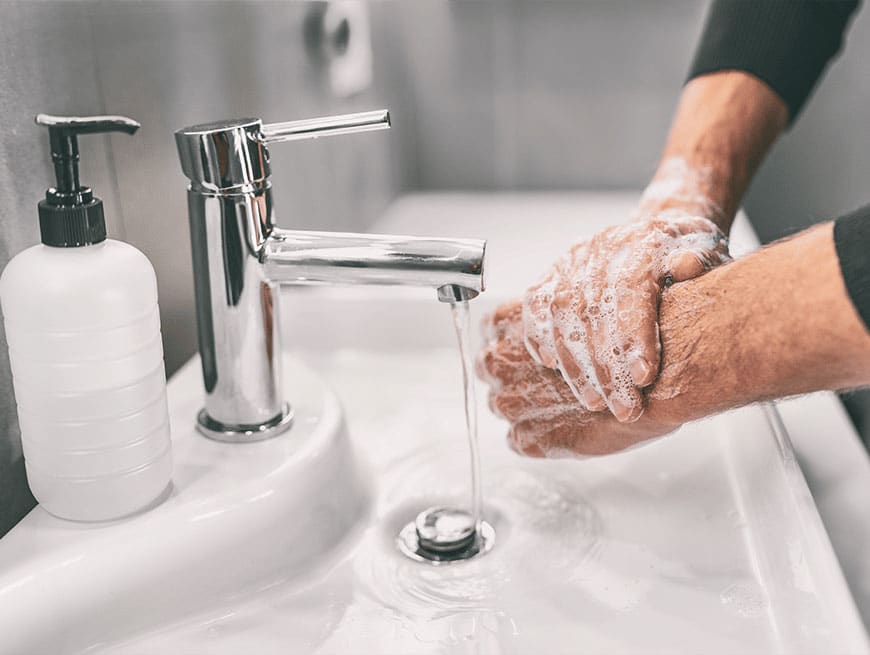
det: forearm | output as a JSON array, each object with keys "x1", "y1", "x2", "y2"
[
  {"x1": 648, "y1": 0, "x2": 861, "y2": 233},
  {"x1": 649, "y1": 222, "x2": 870, "y2": 424},
  {"x1": 638, "y1": 72, "x2": 788, "y2": 232}
]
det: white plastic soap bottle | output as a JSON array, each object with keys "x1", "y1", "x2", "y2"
[{"x1": 0, "y1": 114, "x2": 172, "y2": 521}]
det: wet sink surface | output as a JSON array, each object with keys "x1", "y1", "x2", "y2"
[
  {"x1": 105, "y1": 347, "x2": 864, "y2": 654},
  {"x1": 104, "y1": 198, "x2": 870, "y2": 654}
]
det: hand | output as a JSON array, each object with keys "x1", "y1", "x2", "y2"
[
  {"x1": 481, "y1": 223, "x2": 870, "y2": 458},
  {"x1": 523, "y1": 212, "x2": 729, "y2": 423},
  {"x1": 480, "y1": 301, "x2": 682, "y2": 457},
  {"x1": 520, "y1": 69, "x2": 794, "y2": 425}
]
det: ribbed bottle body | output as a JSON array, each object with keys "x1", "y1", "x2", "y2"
[{"x1": 0, "y1": 240, "x2": 172, "y2": 521}]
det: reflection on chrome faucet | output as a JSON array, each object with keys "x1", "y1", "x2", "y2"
[{"x1": 175, "y1": 110, "x2": 486, "y2": 442}]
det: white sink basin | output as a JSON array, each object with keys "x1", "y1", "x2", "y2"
[
  {"x1": 0, "y1": 356, "x2": 369, "y2": 654},
  {"x1": 0, "y1": 192, "x2": 866, "y2": 654}
]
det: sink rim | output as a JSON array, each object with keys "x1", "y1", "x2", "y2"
[{"x1": 0, "y1": 354, "x2": 370, "y2": 655}]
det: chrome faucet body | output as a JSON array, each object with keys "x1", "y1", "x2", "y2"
[{"x1": 175, "y1": 111, "x2": 486, "y2": 442}]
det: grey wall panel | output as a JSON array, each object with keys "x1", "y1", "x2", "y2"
[
  {"x1": 90, "y1": 1, "x2": 412, "y2": 375},
  {"x1": 400, "y1": 0, "x2": 708, "y2": 191},
  {"x1": 0, "y1": 1, "x2": 122, "y2": 535}
]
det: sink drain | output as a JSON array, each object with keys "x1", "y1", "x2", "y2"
[{"x1": 397, "y1": 506, "x2": 495, "y2": 564}]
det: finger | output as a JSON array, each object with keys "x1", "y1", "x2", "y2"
[
  {"x1": 550, "y1": 248, "x2": 643, "y2": 420},
  {"x1": 477, "y1": 346, "x2": 515, "y2": 387},
  {"x1": 581, "y1": 254, "x2": 646, "y2": 422},
  {"x1": 488, "y1": 389, "x2": 504, "y2": 419},
  {"x1": 509, "y1": 410, "x2": 600, "y2": 457},
  {"x1": 549, "y1": 284, "x2": 608, "y2": 412},
  {"x1": 614, "y1": 275, "x2": 660, "y2": 388},
  {"x1": 522, "y1": 272, "x2": 560, "y2": 368},
  {"x1": 629, "y1": 333, "x2": 659, "y2": 388},
  {"x1": 491, "y1": 300, "x2": 523, "y2": 330},
  {"x1": 491, "y1": 376, "x2": 579, "y2": 423},
  {"x1": 596, "y1": 342, "x2": 645, "y2": 423},
  {"x1": 477, "y1": 333, "x2": 540, "y2": 390},
  {"x1": 551, "y1": 326, "x2": 608, "y2": 411},
  {"x1": 494, "y1": 393, "x2": 533, "y2": 423},
  {"x1": 475, "y1": 347, "x2": 501, "y2": 388},
  {"x1": 516, "y1": 409, "x2": 644, "y2": 457},
  {"x1": 665, "y1": 249, "x2": 707, "y2": 283},
  {"x1": 522, "y1": 241, "x2": 590, "y2": 371},
  {"x1": 507, "y1": 426, "x2": 545, "y2": 458},
  {"x1": 480, "y1": 301, "x2": 523, "y2": 346},
  {"x1": 480, "y1": 310, "x2": 498, "y2": 345},
  {"x1": 483, "y1": 305, "x2": 518, "y2": 350}
]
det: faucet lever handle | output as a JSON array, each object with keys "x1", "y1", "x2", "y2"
[{"x1": 260, "y1": 109, "x2": 390, "y2": 144}]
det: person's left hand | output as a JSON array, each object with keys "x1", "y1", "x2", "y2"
[{"x1": 478, "y1": 301, "x2": 683, "y2": 457}]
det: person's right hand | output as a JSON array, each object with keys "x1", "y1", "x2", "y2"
[
  {"x1": 522, "y1": 211, "x2": 729, "y2": 423},
  {"x1": 479, "y1": 300, "x2": 685, "y2": 457}
]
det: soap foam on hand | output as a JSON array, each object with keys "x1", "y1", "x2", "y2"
[
  {"x1": 479, "y1": 302, "x2": 605, "y2": 458},
  {"x1": 521, "y1": 158, "x2": 730, "y2": 424}
]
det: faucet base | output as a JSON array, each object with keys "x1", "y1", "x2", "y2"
[{"x1": 195, "y1": 404, "x2": 294, "y2": 443}]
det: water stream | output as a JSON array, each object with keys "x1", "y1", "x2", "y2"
[
  {"x1": 396, "y1": 297, "x2": 494, "y2": 563},
  {"x1": 449, "y1": 299, "x2": 483, "y2": 529}
]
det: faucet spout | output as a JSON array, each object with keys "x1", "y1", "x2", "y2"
[
  {"x1": 262, "y1": 229, "x2": 485, "y2": 298},
  {"x1": 436, "y1": 284, "x2": 480, "y2": 303}
]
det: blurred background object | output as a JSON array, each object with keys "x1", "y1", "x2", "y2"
[
  {"x1": 304, "y1": 1, "x2": 374, "y2": 97},
  {"x1": 0, "y1": 0, "x2": 868, "y2": 531}
]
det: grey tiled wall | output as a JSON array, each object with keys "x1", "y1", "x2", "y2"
[{"x1": 397, "y1": 1, "x2": 708, "y2": 190}]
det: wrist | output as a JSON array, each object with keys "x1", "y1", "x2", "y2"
[
  {"x1": 644, "y1": 222, "x2": 870, "y2": 427},
  {"x1": 646, "y1": 72, "x2": 789, "y2": 233},
  {"x1": 636, "y1": 157, "x2": 729, "y2": 229}
]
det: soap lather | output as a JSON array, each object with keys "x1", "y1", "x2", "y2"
[{"x1": 0, "y1": 114, "x2": 172, "y2": 521}]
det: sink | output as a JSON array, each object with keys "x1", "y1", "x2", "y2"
[
  {"x1": 0, "y1": 192, "x2": 866, "y2": 654},
  {"x1": 0, "y1": 356, "x2": 370, "y2": 654}
]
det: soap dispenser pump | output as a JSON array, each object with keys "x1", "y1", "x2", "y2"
[
  {"x1": 36, "y1": 114, "x2": 139, "y2": 247},
  {"x1": 0, "y1": 114, "x2": 172, "y2": 521}
]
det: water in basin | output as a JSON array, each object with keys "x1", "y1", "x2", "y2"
[{"x1": 97, "y1": 342, "x2": 860, "y2": 654}]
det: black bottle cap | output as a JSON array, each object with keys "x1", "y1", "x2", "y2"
[{"x1": 34, "y1": 114, "x2": 140, "y2": 247}]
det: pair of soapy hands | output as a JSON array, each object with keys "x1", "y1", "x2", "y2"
[{"x1": 476, "y1": 164, "x2": 731, "y2": 457}]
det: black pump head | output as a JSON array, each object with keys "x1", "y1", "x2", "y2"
[{"x1": 35, "y1": 114, "x2": 140, "y2": 247}]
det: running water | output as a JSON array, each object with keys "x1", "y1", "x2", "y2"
[
  {"x1": 396, "y1": 297, "x2": 494, "y2": 563},
  {"x1": 449, "y1": 299, "x2": 483, "y2": 528}
]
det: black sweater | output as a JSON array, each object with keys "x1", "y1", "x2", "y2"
[{"x1": 687, "y1": 0, "x2": 869, "y2": 330}]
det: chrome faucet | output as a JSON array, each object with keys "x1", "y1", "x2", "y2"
[{"x1": 175, "y1": 110, "x2": 486, "y2": 442}]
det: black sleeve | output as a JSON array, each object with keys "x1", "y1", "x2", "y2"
[
  {"x1": 834, "y1": 207, "x2": 870, "y2": 331},
  {"x1": 688, "y1": 0, "x2": 860, "y2": 123}
]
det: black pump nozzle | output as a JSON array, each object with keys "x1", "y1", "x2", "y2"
[{"x1": 34, "y1": 114, "x2": 140, "y2": 247}]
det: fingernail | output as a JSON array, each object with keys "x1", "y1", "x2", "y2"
[
  {"x1": 582, "y1": 387, "x2": 607, "y2": 411},
  {"x1": 611, "y1": 398, "x2": 643, "y2": 423},
  {"x1": 524, "y1": 337, "x2": 543, "y2": 365},
  {"x1": 629, "y1": 357, "x2": 653, "y2": 386}
]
